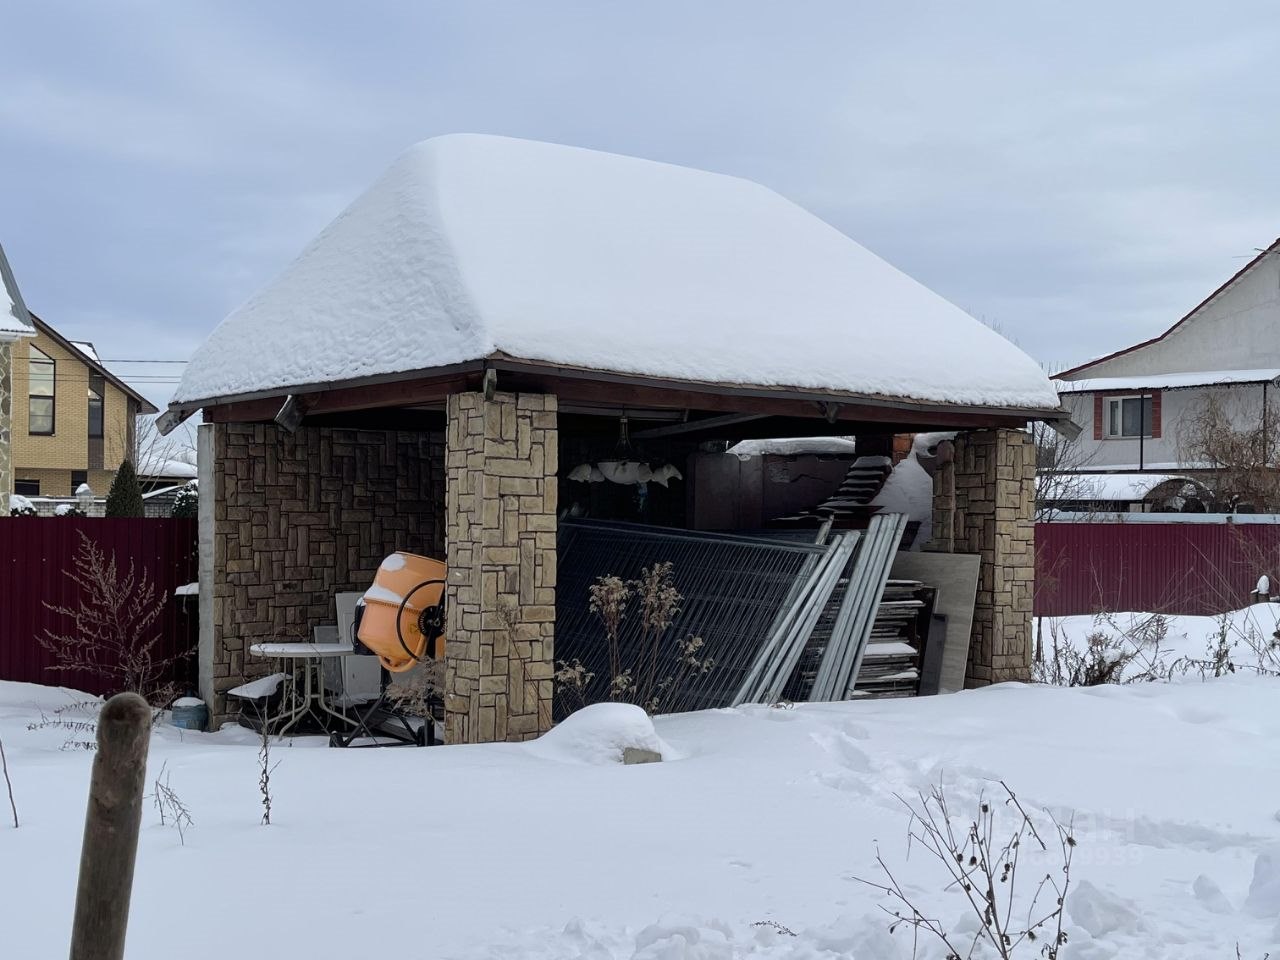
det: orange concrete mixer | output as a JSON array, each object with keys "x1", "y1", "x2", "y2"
[{"x1": 355, "y1": 552, "x2": 447, "y2": 672}]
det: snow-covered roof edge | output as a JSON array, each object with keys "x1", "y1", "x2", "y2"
[
  {"x1": 27, "y1": 313, "x2": 159, "y2": 415},
  {"x1": 1036, "y1": 472, "x2": 1206, "y2": 502},
  {"x1": 728, "y1": 437, "x2": 858, "y2": 458},
  {"x1": 1055, "y1": 368, "x2": 1280, "y2": 394},
  {"x1": 0, "y1": 240, "x2": 36, "y2": 337}
]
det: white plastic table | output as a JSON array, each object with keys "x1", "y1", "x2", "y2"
[{"x1": 248, "y1": 642, "x2": 356, "y2": 736}]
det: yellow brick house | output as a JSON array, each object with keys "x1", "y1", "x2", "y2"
[{"x1": 11, "y1": 314, "x2": 157, "y2": 498}]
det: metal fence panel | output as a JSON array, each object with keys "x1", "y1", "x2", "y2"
[
  {"x1": 555, "y1": 519, "x2": 827, "y2": 715},
  {"x1": 0, "y1": 518, "x2": 199, "y2": 696},
  {"x1": 1035, "y1": 520, "x2": 1280, "y2": 616}
]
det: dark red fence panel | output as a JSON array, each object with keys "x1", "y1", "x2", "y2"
[
  {"x1": 0, "y1": 518, "x2": 199, "y2": 697},
  {"x1": 1035, "y1": 520, "x2": 1280, "y2": 617}
]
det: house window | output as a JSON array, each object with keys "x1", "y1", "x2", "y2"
[
  {"x1": 88, "y1": 375, "x2": 104, "y2": 439},
  {"x1": 28, "y1": 346, "x2": 55, "y2": 435},
  {"x1": 70, "y1": 470, "x2": 88, "y2": 495},
  {"x1": 14, "y1": 479, "x2": 39, "y2": 496},
  {"x1": 1105, "y1": 396, "x2": 1153, "y2": 438}
]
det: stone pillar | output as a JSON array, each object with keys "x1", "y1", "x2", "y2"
[
  {"x1": 0, "y1": 339, "x2": 11, "y2": 515},
  {"x1": 927, "y1": 438, "x2": 956, "y2": 553},
  {"x1": 444, "y1": 391, "x2": 557, "y2": 744},
  {"x1": 196, "y1": 423, "x2": 217, "y2": 711},
  {"x1": 953, "y1": 429, "x2": 1035, "y2": 686}
]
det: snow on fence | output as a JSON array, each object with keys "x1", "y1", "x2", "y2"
[
  {"x1": 1036, "y1": 518, "x2": 1280, "y2": 616},
  {"x1": 0, "y1": 518, "x2": 199, "y2": 696},
  {"x1": 13, "y1": 497, "x2": 107, "y2": 518}
]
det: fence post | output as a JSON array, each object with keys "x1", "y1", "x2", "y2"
[{"x1": 68, "y1": 692, "x2": 152, "y2": 960}]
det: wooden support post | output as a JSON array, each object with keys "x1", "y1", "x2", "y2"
[{"x1": 68, "y1": 693, "x2": 152, "y2": 960}]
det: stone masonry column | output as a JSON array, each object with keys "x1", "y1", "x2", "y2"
[
  {"x1": 444, "y1": 391, "x2": 557, "y2": 744},
  {"x1": 927, "y1": 437, "x2": 956, "y2": 553},
  {"x1": 952, "y1": 428, "x2": 1035, "y2": 686},
  {"x1": 0, "y1": 339, "x2": 12, "y2": 515}
]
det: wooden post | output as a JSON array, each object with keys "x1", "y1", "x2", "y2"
[{"x1": 69, "y1": 693, "x2": 152, "y2": 960}]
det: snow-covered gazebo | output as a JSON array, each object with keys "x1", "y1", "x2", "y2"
[{"x1": 163, "y1": 134, "x2": 1064, "y2": 739}]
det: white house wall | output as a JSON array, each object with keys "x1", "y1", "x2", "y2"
[
  {"x1": 1064, "y1": 384, "x2": 1268, "y2": 470},
  {"x1": 1068, "y1": 250, "x2": 1280, "y2": 379}
]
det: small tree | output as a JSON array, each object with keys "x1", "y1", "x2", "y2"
[
  {"x1": 1033, "y1": 420, "x2": 1099, "y2": 521},
  {"x1": 105, "y1": 460, "x2": 145, "y2": 517},
  {"x1": 1178, "y1": 390, "x2": 1280, "y2": 511},
  {"x1": 170, "y1": 482, "x2": 198, "y2": 518}
]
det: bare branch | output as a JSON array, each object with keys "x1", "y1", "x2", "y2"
[{"x1": 0, "y1": 737, "x2": 17, "y2": 828}]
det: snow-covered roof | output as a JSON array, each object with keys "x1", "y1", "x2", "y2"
[
  {"x1": 1037, "y1": 472, "x2": 1205, "y2": 502},
  {"x1": 0, "y1": 241, "x2": 36, "y2": 337},
  {"x1": 728, "y1": 437, "x2": 858, "y2": 458},
  {"x1": 138, "y1": 453, "x2": 198, "y2": 480},
  {"x1": 173, "y1": 135, "x2": 1058, "y2": 412},
  {"x1": 1056, "y1": 368, "x2": 1280, "y2": 394},
  {"x1": 70, "y1": 340, "x2": 99, "y2": 362}
]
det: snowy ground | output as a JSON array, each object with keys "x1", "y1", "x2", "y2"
[{"x1": 3, "y1": 675, "x2": 1280, "y2": 958}]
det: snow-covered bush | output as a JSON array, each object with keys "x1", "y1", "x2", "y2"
[
  {"x1": 1036, "y1": 613, "x2": 1172, "y2": 686},
  {"x1": 54, "y1": 503, "x2": 85, "y2": 518},
  {"x1": 171, "y1": 481, "x2": 198, "y2": 519},
  {"x1": 1038, "y1": 605, "x2": 1280, "y2": 685},
  {"x1": 8, "y1": 494, "x2": 37, "y2": 517}
]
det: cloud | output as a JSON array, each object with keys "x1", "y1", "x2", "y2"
[{"x1": 2, "y1": 0, "x2": 1280, "y2": 396}]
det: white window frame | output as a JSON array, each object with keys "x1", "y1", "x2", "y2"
[{"x1": 1103, "y1": 395, "x2": 1153, "y2": 439}]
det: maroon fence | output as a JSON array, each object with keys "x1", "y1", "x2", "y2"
[
  {"x1": 0, "y1": 518, "x2": 199, "y2": 697},
  {"x1": 1035, "y1": 520, "x2": 1280, "y2": 617}
]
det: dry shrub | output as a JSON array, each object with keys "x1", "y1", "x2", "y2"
[
  {"x1": 1036, "y1": 613, "x2": 1172, "y2": 686},
  {"x1": 0, "y1": 737, "x2": 16, "y2": 828},
  {"x1": 386, "y1": 660, "x2": 446, "y2": 720},
  {"x1": 37, "y1": 531, "x2": 185, "y2": 706},
  {"x1": 856, "y1": 780, "x2": 1075, "y2": 959},
  {"x1": 578, "y1": 563, "x2": 714, "y2": 715},
  {"x1": 149, "y1": 760, "x2": 193, "y2": 844}
]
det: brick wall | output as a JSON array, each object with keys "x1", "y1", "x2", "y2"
[
  {"x1": 444, "y1": 391, "x2": 557, "y2": 744},
  {"x1": 10, "y1": 332, "x2": 133, "y2": 478},
  {"x1": 952, "y1": 429, "x2": 1036, "y2": 685},
  {"x1": 206, "y1": 422, "x2": 445, "y2": 723},
  {"x1": 10, "y1": 467, "x2": 116, "y2": 499}
]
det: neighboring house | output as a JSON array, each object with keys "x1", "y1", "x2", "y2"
[
  {"x1": 0, "y1": 241, "x2": 37, "y2": 512},
  {"x1": 10, "y1": 313, "x2": 158, "y2": 498},
  {"x1": 1054, "y1": 239, "x2": 1280, "y2": 483}
]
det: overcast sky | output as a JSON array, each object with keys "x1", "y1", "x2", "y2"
[{"x1": 2, "y1": 2, "x2": 1278, "y2": 407}]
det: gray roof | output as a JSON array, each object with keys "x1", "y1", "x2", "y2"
[{"x1": 0, "y1": 240, "x2": 36, "y2": 337}]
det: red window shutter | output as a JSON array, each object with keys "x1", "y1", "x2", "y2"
[
  {"x1": 1093, "y1": 394, "x2": 1103, "y2": 440},
  {"x1": 1150, "y1": 390, "x2": 1162, "y2": 438}
]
